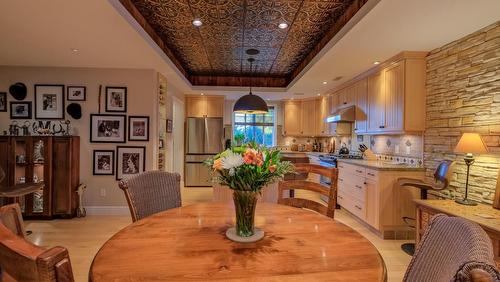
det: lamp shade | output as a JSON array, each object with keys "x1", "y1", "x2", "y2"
[
  {"x1": 233, "y1": 92, "x2": 268, "y2": 114},
  {"x1": 454, "y1": 133, "x2": 488, "y2": 154}
]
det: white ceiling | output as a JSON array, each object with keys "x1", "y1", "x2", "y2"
[{"x1": 0, "y1": 0, "x2": 499, "y2": 101}]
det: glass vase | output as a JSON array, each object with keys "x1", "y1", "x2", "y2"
[{"x1": 232, "y1": 190, "x2": 259, "y2": 237}]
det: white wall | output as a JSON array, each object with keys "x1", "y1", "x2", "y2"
[{"x1": 0, "y1": 66, "x2": 158, "y2": 207}]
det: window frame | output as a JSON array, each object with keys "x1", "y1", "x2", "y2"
[{"x1": 232, "y1": 105, "x2": 276, "y2": 147}]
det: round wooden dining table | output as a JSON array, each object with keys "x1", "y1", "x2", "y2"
[{"x1": 90, "y1": 202, "x2": 386, "y2": 281}]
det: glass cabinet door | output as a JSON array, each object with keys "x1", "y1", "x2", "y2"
[{"x1": 13, "y1": 137, "x2": 28, "y2": 212}]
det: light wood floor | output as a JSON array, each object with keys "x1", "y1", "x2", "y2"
[{"x1": 26, "y1": 187, "x2": 411, "y2": 282}]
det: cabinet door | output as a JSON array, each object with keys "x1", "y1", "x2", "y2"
[
  {"x1": 283, "y1": 100, "x2": 302, "y2": 136},
  {"x1": 52, "y1": 137, "x2": 77, "y2": 216},
  {"x1": 354, "y1": 79, "x2": 368, "y2": 134},
  {"x1": 317, "y1": 97, "x2": 330, "y2": 136},
  {"x1": 384, "y1": 62, "x2": 405, "y2": 132},
  {"x1": 206, "y1": 97, "x2": 224, "y2": 117},
  {"x1": 186, "y1": 97, "x2": 207, "y2": 117},
  {"x1": 301, "y1": 99, "x2": 316, "y2": 136},
  {"x1": 364, "y1": 178, "x2": 379, "y2": 229},
  {"x1": 0, "y1": 137, "x2": 9, "y2": 188},
  {"x1": 367, "y1": 71, "x2": 385, "y2": 132},
  {"x1": 329, "y1": 94, "x2": 339, "y2": 115}
]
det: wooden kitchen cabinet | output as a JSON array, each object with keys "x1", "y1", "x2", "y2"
[
  {"x1": 283, "y1": 100, "x2": 302, "y2": 136},
  {"x1": 354, "y1": 79, "x2": 368, "y2": 134},
  {"x1": 317, "y1": 96, "x2": 330, "y2": 136},
  {"x1": 185, "y1": 95, "x2": 224, "y2": 118},
  {"x1": 337, "y1": 160, "x2": 424, "y2": 239},
  {"x1": 367, "y1": 71, "x2": 385, "y2": 132},
  {"x1": 383, "y1": 62, "x2": 405, "y2": 132},
  {"x1": 301, "y1": 99, "x2": 317, "y2": 136}
]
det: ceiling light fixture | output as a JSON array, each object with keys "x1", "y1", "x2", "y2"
[
  {"x1": 317, "y1": 93, "x2": 321, "y2": 96},
  {"x1": 70, "y1": 48, "x2": 79, "y2": 52},
  {"x1": 373, "y1": 61, "x2": 380, "y2": 65},
  {"x1": 200, "y1": 93, "x2": 204, "y2": 96},
  {"x1": 233, "y1": 57, "x2": 268, "y2": 114},
  {"x1": 322, "y1": 81, "x2": 327, "y2": 85},
  {"x1": 192, "y1": 18, "x2": 202, "y2": 27},
  {"x1": 278, "y1": 22, "x2": 288, "y2": 29}
]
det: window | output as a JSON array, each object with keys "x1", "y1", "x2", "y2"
[{"x1": 233, "y1": 107, "x2": 275, "y2": 146}]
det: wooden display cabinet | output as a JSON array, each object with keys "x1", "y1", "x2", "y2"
[{"x1": 0, "y1": 136, "x2": 79, "y2": 219}]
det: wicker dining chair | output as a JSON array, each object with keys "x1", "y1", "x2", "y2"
[
  {"x1": 278, "y1": 163, "x2": 338, "y2": 219},
  {"x1": 404, "y1": 214, "x2": 500, "y2": 282},
  {"x1": 0, "y1": 222, "x2": 74, "y2": 282},
  {"x1": 0, "y1": 203, "x2": 26, "y2": 238},
  {"x1": 118, "y1": 171, "x2": 182, "y2": 222}
]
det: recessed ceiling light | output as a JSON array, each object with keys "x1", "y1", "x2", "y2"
[
  {"x1": 192, "y1": 18, "x2": 202, "y2": 27},
  {"x1": 373, "y1": 61, "x2": 380, "y2": 65},
  {"x1": 322, "y1": 81, "x2": 327, "y2": 85},
  {"x1": 278, "y1": 22, "x2": 288, "y2": 29},
  {"x1": 200, "y1": 93, "x2": 204, "y2": 96},
  {"x1": 317, "y1": 93, "x2": 321, "y2": 96},
  {"x1": 70, "y1": 48, "x2": 79, "y2": 52}
]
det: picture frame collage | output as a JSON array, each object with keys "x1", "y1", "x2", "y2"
[{"x1": 91, "y1": 86, "x2": 149, "y2": 180}]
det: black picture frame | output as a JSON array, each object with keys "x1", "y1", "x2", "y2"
[
  {"x1": 105, "y1": 86, "x2": 127, "y2": 112},
  {"x1": 90, "y1": 114, "x2": 127, "y2": 143},
  {"x1": 0, "y1": 92, "x2": 6, "y2": 112},
  {"x1": 128, "y1": 116, "x2": 150, "y2": 141},
  {"x1": 34, "y1": 84, "x2": 65, "y2": 119},
  {"x1": 67, "y1": 86, "x2": 86, "y2": 101},
  {"x1": 116, "y1": 146, "x2": 146, "y2": 180},
  {"x1": 166, "y1": 119, "x2": 173, "y2": 133},
  {"x1": 93, "y1": 150, "x2": 115, "y2": 175},
  {"x1": 9, "y1": 101, "x2": 32, "y2": 119}
]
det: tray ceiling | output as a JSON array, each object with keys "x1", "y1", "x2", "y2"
[{"x1": 121, "y1": 0, "x2": 367, "y2": 87}]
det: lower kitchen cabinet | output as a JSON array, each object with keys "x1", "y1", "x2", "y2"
[{"x1": 337, "y1": 160, "x2": 425, "y2": 239}]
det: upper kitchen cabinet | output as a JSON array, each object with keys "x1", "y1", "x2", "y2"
[
  {"x1": 354, "y1": 79, "x2": 368, "y2": 134},
  {"x1": 185, "y1": 96, "x2": 224, "y2": 118},
  {"x1": 301, "y1": 99, "x2": 317, "y2": 136},
  {"x1": 331, "y1": 51, "x2": 427, "y2": 135},
  {"x1": 317, "y1": 96, "x2": 330, "y2": 136},
  {"x1": 283, "y1": 100, "x2": 302, "y2": 136}
]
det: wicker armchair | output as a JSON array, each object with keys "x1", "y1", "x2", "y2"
[
  {"x1": 118, "y1": 171, "x2": 182, "y2": 222},
  {"x1": 404, "y1": 214, "x2": 500, "y2": 282}
]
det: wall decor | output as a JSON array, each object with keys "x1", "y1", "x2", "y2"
[
  {"x1": 128, "y1": 116, "x2": 149, "y2": 141},
  {"x1": 66, "y1": 103, "x2": 82, "y2": 120},
  {"x1": 90, "y1": 114, "x2": 126, "y2": 143},
  {"x1": 93, "y1": 150, "x2": 115, "y2": 175},
  {"x1": 34, "y1": 84, "x2": 65, "y2": 119},
  {"x1": 105, "y1": 86, "x2": 127, "y2": 112},
  {"x1": 166, "y1": 119, "x2": 173, "y2": 133},
  {"x1": 0, "y1": 92, "x2": 6, "y2": 112},
  {"x1": 10, "y1": 101, "x2": 32, "y2": 119},
  {"x1": 9, "y1": 82, "x2": 27, "y2": 100},
  {"x1": 67, "y1": 86, "x2": 86, "y2": 101},
  {"x1": 116, "y1": 146, "x2": 145, "y2": 180}
]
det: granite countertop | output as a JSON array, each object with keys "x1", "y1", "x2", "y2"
[
  {"x1": 337, "y1": 159, "x2": 425, "y2": 171},
  {"x1": 279, "y1": 151, "x2": 325, "y2": 156}
]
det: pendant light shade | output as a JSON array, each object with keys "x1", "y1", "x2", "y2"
[
  {"x1": 233, "y1": 91, "x2": 268, "y2": 114},
  {"x1": 233, "y1": 56, "x2": 268, "y2": 114}
]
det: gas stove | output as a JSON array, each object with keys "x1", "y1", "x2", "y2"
[{"x1": 318, "y1": 153, "x2": 363, "y2": 164}]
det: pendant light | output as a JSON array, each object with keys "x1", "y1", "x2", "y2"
[{"x1": 233, "y1": 57, "x2": 268, "y2": 114}]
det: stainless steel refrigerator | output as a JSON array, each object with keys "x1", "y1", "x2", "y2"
[{"x1": 185, "y1": 117, "x2": 223, "y2": 187}]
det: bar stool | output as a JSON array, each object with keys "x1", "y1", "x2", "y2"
[{"x1": 397, "y1": 160, "x2": 455, "y2": 255}]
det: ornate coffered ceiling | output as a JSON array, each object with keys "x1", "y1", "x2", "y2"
[{"x1": 120, "y1": 0, "x2": 368, "y2": 87}]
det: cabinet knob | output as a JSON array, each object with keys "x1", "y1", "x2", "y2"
[
  {"x1": 354, "y1": 128, "x2": 358, "y2": 130},
  {"x1": 364, "y1": 182, "x2": 367, "y2": 185},
  {"x1": 343, "y1": 102, "x2": 347, "y2": 105},
  {"x1": 379, "y1": 125, "x2": 385, "y2": 129}
]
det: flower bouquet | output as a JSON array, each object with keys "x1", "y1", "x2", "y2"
[{"x1": 205, "y1": 142, "x2": 294, "y2": 242}]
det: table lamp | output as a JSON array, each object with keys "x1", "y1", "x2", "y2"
[{"x1": 453, "y1": 133, "x2": 488, "y2": 206}]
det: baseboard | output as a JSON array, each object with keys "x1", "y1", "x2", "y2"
[{"x1": 85, "y1": 206, "x2": 129, "y2": 215}]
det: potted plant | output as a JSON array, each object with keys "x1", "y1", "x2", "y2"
[{"x1": 205, "y1": 142, "x2": 294, "y2": 242}]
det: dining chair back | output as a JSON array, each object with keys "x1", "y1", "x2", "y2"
[
  {"x1": 278, "y1": 163, "x2": 338, "y2": 218},
  {"x1": 404, "y1": 214, "x2": 500, "y2": 282},
  {"x1": 0, "y1": 221, "x2": 74, "y2": 282},
  {"x1": 0, "y1": 203, "x2": 26, "y2": 238},
  {"x1": 118, "y1": 171, "x2": 182, "y2": 222}
]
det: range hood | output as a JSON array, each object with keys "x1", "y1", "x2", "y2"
[{"x1": 326, "y1": 106, "x2": 355, "y2": 123}]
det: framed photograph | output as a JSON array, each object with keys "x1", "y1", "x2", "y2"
[
  {"x1": 166, "y1": 119, "x2": 173, "y2": 133},
  {"x1": 128, "y1": 116, "x2": 149, "y2": 141},
  {"x1": 67, "y1": 86, "x2": 86, "y2": 101},
  {"x1": 116, "y1": 146, "x2": 145, "y2": 180},
  {"x1": 34, "y1": 84, "x2": 65, "y2": 119},
  {"x1": 10, "y1": 101, "x2": 32, "y2": 119},
  {"x1": 90, "y1": 114, "x2": 126, "y2": 143},
  {"x1": 105, "y1": 87, "x2": 127, "y2": 112},
  {"x1": 0, "y1": 92, "x2": 6, "y2": 112},
  {"x1": 93, "y1": 150, "x2": 115, "y2": 175}
]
